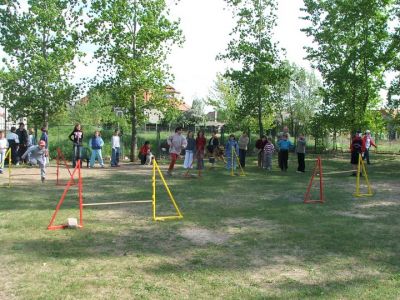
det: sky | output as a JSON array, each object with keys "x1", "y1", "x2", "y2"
[{"x1": 166, "y1": 0, "x2": 313, "y2": 105}]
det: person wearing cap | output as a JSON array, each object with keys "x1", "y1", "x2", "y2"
[
  {"x1": 21, "y1": 140, "x2": 49, "y2": 182},
  {"x1": 362, "y1": 130, "x2": 377, "y2": 164},
  {"x1": 350, "y1": 131, "x2": 366, "y2": 176}
]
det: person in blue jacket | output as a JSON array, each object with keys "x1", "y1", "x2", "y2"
[
  {"x1": 89, "y1": 130, "x2": 105, "y2": 168},
  {"x1": 277, "y1": 133, "x2": 293, "y2": 171},
  {"x1": 225, "y1": 134, "x2": 239, "y2": 171}
]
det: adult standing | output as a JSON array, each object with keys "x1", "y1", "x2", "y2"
[
  {"x1": 111, "y1": 129, "x2": 121, "y2": 167},
  {"x1": 40, "y1": 127, "x2": 49, "y2": 164},
  {"x1": 277, "y1": 133, "x2": 293, "y2": 172},
  {"x1": 362, "y1": 130, "x2": 377, "y2": 164},
  {"x1": 238, "y1": 131, "x2": 249, "y2": 168},
  {"x1": 69, "y1": 123, "x2": 84, "y2": 168},
  {"x1": 16, "y1": 122, "x2": 29, "y2": 164},
  {"x1": 6, "y1": 127, "x2": 19, "y2": 165},
  {"x1": 255, "y1": 135, "x2": 267, "y2": 168},
  {"x1": 296, "y1": 134, "x2": 306, "y2": 173},
  {"x1": 167, "y1": 127, "x2": 187, "y2": 176}
]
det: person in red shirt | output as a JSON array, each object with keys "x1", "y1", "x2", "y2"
[
  {"x1": 195, "y1": 130, "x2": 206, "y2": 177},
  {"x1": 255, "y1": 135, "x2": 267, "y2": 168},
  {"x1": 362, "y1": 130, "x2": 377, "y2": 164},
  {"x1": 350, "y1": 131, "x2": 366, "y2": 176},
  {"x1": 139, "y1": 141, "x2": 151, "y2": 165}
]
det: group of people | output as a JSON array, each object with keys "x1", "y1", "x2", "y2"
[
  {"x1": 166, "y1": 127, "x2": 221, "y2": 177},
  {"x1": 165, "y1": 127, "x2": 307, "y2": 176},
  {"x1": 69, "y1": 123, "x2": 122, "y2": 169},
  {"x1": 0, "y1": 122, "x2": 48, "y2": 181},
  {"x1": 350, "y1": 129, "x2": 377, "y2": 176}
]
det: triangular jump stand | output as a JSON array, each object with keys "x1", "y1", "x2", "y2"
[
  {"x1": 304, "y1": 156, "x2": 324, "y2": 204},
  {"x1": 230, "y1": 147, "x2": 245, "y2": 177},
  {"x1": 354, "y1": 153, "x2": 373, "y2": 197},
  {"x1": 56, "y1": 147, "x2": 75, "y2": 186},
  {"x1": 0, "y1": 148, "x2": 12, "y2": 188},
  {"x1": 153, "y1": 158, "x2": 183, "y2": 221},
  {"x1": 47, "y1": 159, "x2": 83, "y2": 230}
]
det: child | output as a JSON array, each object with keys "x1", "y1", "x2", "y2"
[
  {"x1": 39, "y1": 127, "x2": 48, "y2": 164},
  {"x1": 183, "y1": 131, "x2": 195, "y2": 170},
  {"x1": 139, "y1": 141, "x2": 153, "y2": 165},
  {"x1": 166, "y1": 127, "x2": 187, "y2": 176},
  {"x1": 296, "y1": 134, "x2": 306, "y2": 173},
  {"x1": 69, "y1": 123, "x2": 84, "y2": 168},
  {"x1": 277, "y1": 133, "x2": 293, "y2": 171},
  {"x1": 362, "y1": 130, "x2": 377, "y2": 164},
  {"x1": 207, "y1": 131, "x2": 219, "y2": 168},
  {"x1": 350, "y1": 131, "x2": 365, "y2": 176},
  {"x1": 28, "y1": 128, "x2": 37, "y2": 147},
  {"x1": 0, "y1": 131, "x2": 9, "y2": 174},
  {"x1": 225, "y1": 134, "x2": 239, "y2": 171},
  {"x1": 195, "y1": 130, "x2": 206, "y2": 177},
  {"x1": 21, "y1": 140, "x2": 48, "y2": 182},
  {"x1": 255, "y1": 135, "x2": 267, "y2": 168},
  {"x1": 111, "y1": 129, "x2": 121, "y2": 167},
  {"x1": 89, "y1": 131, "x2": 105, "y2": 168},
  {"x1": 263, "y1": 137, "x2": 275, "y2": 171}
]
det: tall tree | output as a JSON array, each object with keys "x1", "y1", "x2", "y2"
[
  {"x1": 218, "y1": 0, "x2": 288, "y2": 137},
  {"x1": 302, "y1": 0, "x2": 393, "y2": 132},
  {"x1": 86, "y1": 0, "x2": 182, "y2": 161},
  {"x1": 0, "y1": 0, "x2": 83, "y2": 127}
]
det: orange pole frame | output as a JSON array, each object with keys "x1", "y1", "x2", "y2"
[
  {"x1": 56, "y1": 147, "x2": 75, "y2": 186},
  {"x1": 304, "y1": 156, "x2": 324, "y2": 204},
  {"x1": 47, "y1": 160, "x2": 83, "y2": 230}
]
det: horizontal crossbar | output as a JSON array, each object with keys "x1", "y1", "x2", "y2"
[
  {"x1": 154, "y1": 215, "x2": 183, "y2": 221},
  {"x1": 83, "y1": 200, "x2": 152, "y2": 206},
  {"x1": 354, "y1": 194, "x2": 373, "y2": 197}
]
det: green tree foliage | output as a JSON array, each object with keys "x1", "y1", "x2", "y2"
[
  {"x1": 274, "y1": 62, "x2": 322, "y2": 138},
  {"x1": 218, "y1": 0, "x2": 288, "y2": 137},
  {"x1": 302, "y1": 0, "x2": 393, "y2": 132},
  {"x1": 86, "y1": 0, "x2": 183, "y2": 161},
  {"x1": 0, "y1": 0, "x2": 83, "y2": 127}
]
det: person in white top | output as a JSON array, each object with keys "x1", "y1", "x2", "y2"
[
  {"x1": 6, "y1": 127, "x2": 19, "y2": 165},
  {"x1": 0, "y1": 131, "x2": 9, "y2": 174},
  {"x1": 111, "y1": 129, "x2": 121, "y2": 167},
  {"x1": 167, "y1": 127, "x2": 187, "y2": 176}
]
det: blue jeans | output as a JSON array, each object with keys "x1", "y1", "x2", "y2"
[
  {"x1": 111, "y1": 147, "x2": 120, "y2": 166},
  {"x1": 90, "y1": 149, "x2": 104, "y2": 167},
  {"x1": 72, "y1": 144, "x2": 82, "y2": 168}
]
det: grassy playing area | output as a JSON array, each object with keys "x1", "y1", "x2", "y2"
[{"x1": 1, "y1": 154, "x2": 400, "y2": 299}]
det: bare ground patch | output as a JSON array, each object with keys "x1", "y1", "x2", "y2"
[{"x1": 179, "y1": 227, "x2": 231, "y2": 246}]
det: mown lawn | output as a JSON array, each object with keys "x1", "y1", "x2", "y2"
[{"x1": 1, "y1": 153, "x2": 400, "y2": 299}]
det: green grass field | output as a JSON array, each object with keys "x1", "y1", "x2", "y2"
[{"x1": 1, "y1": 153, "x2": 400, "y2": 299}]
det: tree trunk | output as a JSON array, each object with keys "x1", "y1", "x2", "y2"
[
  {"x1": 257, "y1": 91, "x2": 263, "y2": 137},
  {"x1": 130, "y1": 94, "x2": 137, "y2": 162},
  {"x1": 42, "y1": 107, "x2": 48, "y2": 129}
]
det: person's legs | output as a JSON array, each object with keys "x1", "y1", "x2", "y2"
[
  {"x1": 239, "y1": 149, "x2": 246, "y2": 168},
  {"x1": 168, "y1": 153, "x2": 178, "y2": 174},
  {"x1": 365, "y1": 148, "x2": 370, "y2": 164},
  {"x1": 38, "y1": 160, "x2": 46, "y2": 182},
  {"x1": 278, "y1": 151, "x2": 282, "y2": 169},
  {"x1": 116, "y1": 147, "x2": 120, "y2": 165},
  {"x1": 140, "y1": 153, "x2": 146, "y2": 165},
  {"x1": 298, "y1": 153, "x2": 305, "y2": 172},
  {"x1": 183, "y1": 150, "x2": 191, "y2": 168},
  {"x1": 257, "y1": 151, "x2": 262, "y2": 168},
  {"x1": 90, "y1": 149, "x2": 97, "y2": 167},
  {"x1": 266, "y1": 154, "x2": 272, "y2": 170},
  {"x1": 0, "y1": 151, "x2": 4, "y2": 173},
  {"x1": 72, "y1": 145, "x2": 77, "y2": 168},
  {"x1": 282, "y1": 150, "x2": 289, "y2": 170},
  {"x1": 98, "y1": 150, "x2": 104, "y2": 167},
  {"x1": 111, "y1": 148, "x2": 116, "y2": 166}
]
